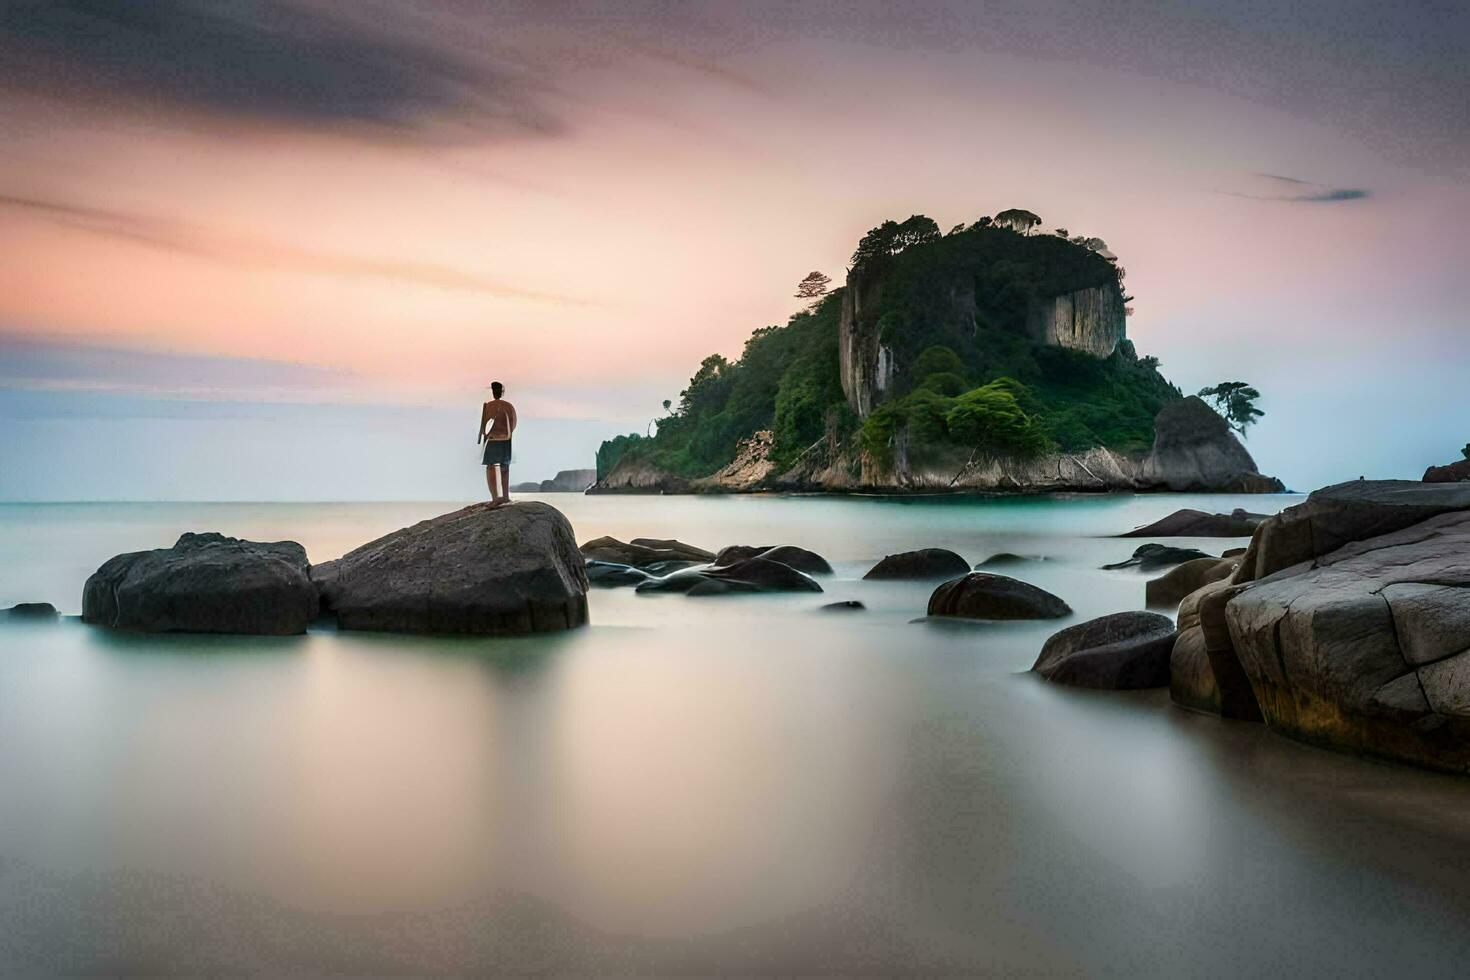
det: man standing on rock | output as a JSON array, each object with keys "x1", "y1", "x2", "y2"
[{"x1": 478, "y1": 381, "x2": 517, "y2": 507}]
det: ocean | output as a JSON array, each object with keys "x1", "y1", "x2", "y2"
[{"x1": 4, "y1": 493, "x2": 1470, "y2": 974}]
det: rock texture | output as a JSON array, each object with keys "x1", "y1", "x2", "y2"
[
  {"x1": 1225, "y1": 510, "x2": 1470, "y2": 773},
  {"x1": 837, "y1": 265, "x2": 895, "y2": 418},
  {"x1": 1033, "y1": 611, "x2": 1177, "y2": 689},
  {"x1": 1120, "y1": 507, "x2": 1266, "y2": 538},
  {"x1": 1025, "y1": 284, "x2": 1125, "y2": 357},
  {"x1": 1423, "y1": 446, "x2": 1470, "y2": 483},
  {"x1": 4, "y1": 602, "x2": 58, "y2": 618},
  {"x1": 580, "y1": 536, "x2": 714, "y2": 567},
  {"x1": 864, "y1": 548, "x2": 971, "y2": 580},
  {"x1": 585, "y1": 561, "x2": 654, "y2": 588},
  {"x1": 694, "y1": 431, "x2": 777, "y2": 490},
  {"x1": 927, "y1": 573, "x2": 1071, "y2": 620},
  {"x1": 1146, "y1": 556, "x2": 1237, "y2": 608},
  {"x1": 82, "y1": 533, "x2": 316, "y2": 635},
  {"x1": 314, "y1": 502, "x2": 588, "y2": 634},
  {"x1": 635, "y1": 557, "x2": 823, "y2": 596},
  {"x1": 713, "y1": 544, "x2": 832, "y2": 575}
]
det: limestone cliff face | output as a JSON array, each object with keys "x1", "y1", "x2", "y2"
[
  {"x1": 1026, "y1": 284, "x2": 1125, "y2": 357},
  {"x1": 839, "y1": 262, "x2": 1126, "y2": 419},
  {"x1": 837, "y1": 266, "x2": 893, "y2": 417}
]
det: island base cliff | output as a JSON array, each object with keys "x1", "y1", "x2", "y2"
[{"x1": 591, "y1": 396, "x2": 1284, "y2": 495}]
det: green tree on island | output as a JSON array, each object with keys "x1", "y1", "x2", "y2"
[
  {"x1": 1198, "y1": 381, "x2": 1265, "y2": 437},
  {"x1": 993, "y1": 208, "x2": 1043, "y2": 235},
  {"x1": 795, "y1": 271, "x2": 831, "y2": 299}
]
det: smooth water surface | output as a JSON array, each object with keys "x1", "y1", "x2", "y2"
[{"x1": 5, "y1": 493, "x2": 1470, "y2": 975}]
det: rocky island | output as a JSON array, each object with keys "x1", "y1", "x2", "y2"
[{"x1": 593, "y1": 213, "x2": 1281, "y2": 494}]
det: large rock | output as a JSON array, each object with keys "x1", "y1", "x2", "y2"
[
  {"x1": 864, "y1": 548, "x2": 970, "y2": 580},
  {"x1": 1102, "y1": 544, "x2": 1212, "y2": 572},
  {"x1": 4, "y1": 602, "x2": 58, "y2": 618},
  {"x1": 635, "y1": 556, "x2": 822, "y2": 596},
  {"x1": 1120, "y1": 507, "x2": 1266, "y2": 538},
  {"x1": 1033, "y1": 612, "x2": 1177, "y2": 689},
  {"x1": 1224, "y1": 510, "x2": 1470, "y2": 773},
  {"x1": 82, "y1": 532, "x2": 316, "y2": 635},
  {"x1": 1168, "y1": 578, "x2": 1263, "y2": 720},
  {"x1": 1423, "y1": 446, "x2": 1470, "y2": 483},
  {"x1": 1146, "y1": 556, "x2": 1237, "y2": 608},
  {"x1": 314, "y1": 502, "x2": 588, "y2": 634},
  {"x1": 927, "y1": 573, "x2": 1071, "y2": 620},
  {"x1": 1134, "y1": 396, "x2": 1284, "y2": 492},
  {"x1": 1236, "y1": 480, "x2": 1470, "y2": 583},
  {"x1": 713, "y1": 544, "x2": 832, "y2": 575},
  {"x1": 579, "y1": 536, "x2": 714, "y2": 568}
]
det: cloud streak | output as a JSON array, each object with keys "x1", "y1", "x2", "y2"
[
  {"x1": 0, "y1": 0, "x2": 557, "y2": 136},
  {"x1": 0, "y1": 192, "x2": 591, "y2": 305},
  {"x1": 1228, "y1": 173, "x2": 1371, "y2": 203}
]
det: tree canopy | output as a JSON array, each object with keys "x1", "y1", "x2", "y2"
[
  {"x1": 993, "y1": 208, "x2": 1042, "y2": 234},
  {"x1": 1198, "y1": 381, "x2": 1265, "y2": 437},
  {"x1": 795, "y1": 270, "x2": 832, "y2": 299}
]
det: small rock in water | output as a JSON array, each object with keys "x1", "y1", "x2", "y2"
[
  {"x1": 864, "y1": 548, "x2": 970, "y2": 580},
  {"x1": 1103, "y1": 544, "x2": 1212, "y2": 572},
  {"x1": 927, "y1": 573, "x2": 1071, "y2": 620},
  {"x1": 1033, "y1": 611, "x2": 1177, "y2": 689},
  {"x1": 636, "y1": 556, "x2": 823, "y2": 596},
  {"x1": 1119, "y1": 508, "x2": 1266, "y2": 538},
  {"x1": 819, "y1": 600, "x2": 865, "y2": 612},
  {"x1": 1145, "y1": 556, "x2": 1237, "y2": 608},
  {"x1": 4, "y1": 602, "x2": 58, "y2": 618},
  {"x1": 975, "y1": 553, "x2": 1040, "y2": 569},
  {"x1": 714, "y1": 544, "x2": 833, "y2": 575},
  {"x1": 585, "y1": 560, "x2": 653, "y2": 588}
]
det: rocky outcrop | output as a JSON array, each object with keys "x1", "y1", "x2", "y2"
[
  {"x1": 314, "y1": 502, "x2": 588, "y2": 634},
  {"x1": 588, "y1": 456, "x2": 692, "y2": 494},
  {"x1": 1423, "y1": 445, "x2": 1470, "y2": 483},
  {"x1": 1225, "y1": 510, "x2": 1470, "y2": 773},
  {"x1": 1102, "y1": 544, "x2": 1212, "y2": 571},
  {"x1": 1025, "y1": 284, "x2": 1125, "y2": 357},
  {"x1": 521, "y1": 469, "x2": 597, "y2": 492},
  {"x1": 1234, "y1": 480, "x2": 1470, "y2": 582},
  {"x1": 579, "y1": 536, "x2": 714, "y2": 567},
  {"x1": 1120, "y1": 506, "x2": 1267, "y2": 537},
  {"x1": 1146, "y1": 556, "x2": 1237, "y2": 608},
  {"x1": 635, "y1": 557, "x2": 823, "y2": 596},
  {"x1": 927, "y1": 573, "x2": 1071, "y2": 620},
  {"x1": 82, "y1": 533, "x2": 316, "y2": 635},
  {"x1": 837, "y1": 265, "x2": 894, "y2": 418},
  {"x1": 694, "y1": 431, "x2": 776, "y2": 490},
  {"x1": 713, "y1": 544, "x2": 832, "y2": 575},
  {"x1": 864, "y1": 548, "x2": 971, "y2": 580},
  {"x1": 1134, "y1": 397, "x2": 1283, "y2": 492},
  {"x1": 1033, "y1": 611, "x2": 1177, "y2": 689}
]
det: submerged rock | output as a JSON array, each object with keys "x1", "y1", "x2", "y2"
[
  {"x1": 1120, "y1": 507, "x2": 1266, "y2": 538},
  {"x1": 585, "y1": 561, "x2": 654, "y2": 588},
  {"x1": 315, "y1": 501, "x2": 588, "y2": 634},
  {"x1": 579, "y1": 536, "x2": 714, "y2": 567},
  {"x1": 4, "y1": 602, "x2": 58, "y2": 618},
  {"x1": 636, "y1": 556, "x2": 822, "y2": 596},
  {"x1": 975, "y1": 553, "x2": 1043, "y2": 568},
  {"x1": 714, "y1": 544, "x2": 832, "y2": 575},
  {"x1": 1145, "y1": 556, "x2": 1237, "y2": 609},
  {"x1": 864, "y1": 548, "x2": 970, "y2": 580},
  {"x1": 820, "y1": 600, "x2": 865, "y2": 612},
  {"x1": 82, "y1": 532, "x2": 316, "y2": 635},
  {"x1": 1102, "y1": 544, "x2": 1212, "y2": 572},
  {"x1": 927, "y1": 573, "x2": 1071, "y2": 620},
  {"x1": 1033, "y1": 611, "x2": 1177, "y2": 689}
]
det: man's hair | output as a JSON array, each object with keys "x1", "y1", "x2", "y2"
[{"x1": 490, "y1": 381, "x2": 504, "y2": 397}]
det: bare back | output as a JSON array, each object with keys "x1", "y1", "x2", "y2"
[{"x1": 483, "y1": 399, "x2": 516, "y2": 440}]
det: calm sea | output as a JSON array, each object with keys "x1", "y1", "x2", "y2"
[{"x1": 5, "y1": 493, "x2": 1470, "y2": 974}]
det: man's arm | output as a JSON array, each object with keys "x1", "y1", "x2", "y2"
[
  {"x1": 508, "y1": 403, "x2": 518, "y2": 435},
  {"x1": 477, "y1": 403, "x2": 489, "y2": 444}
]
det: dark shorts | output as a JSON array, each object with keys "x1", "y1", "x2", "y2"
[{"x1": 482, "y1": 439, "x2": 512, "y2": 465}]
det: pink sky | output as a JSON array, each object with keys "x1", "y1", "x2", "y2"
[{"x1": 1, "y1": 2, "x2": 1466, "y2": 496}]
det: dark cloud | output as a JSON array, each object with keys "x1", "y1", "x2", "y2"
[
  {"x1": 0, "y1": 0, "x2": 555, "y2": 133},
  {"x1": 1230, "y1": 175, "x2": 1371, "y2": 204},
  {"x1": 0, "y1": 191, "x2": 590, "y2": 304}
]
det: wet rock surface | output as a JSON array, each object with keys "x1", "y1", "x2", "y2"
[
  {"x1": 1033, "y1": 611, "x2": 1177, "y2": 689},
  {"x1": 865, "y1": 548, "x2": 971, "y2": 580},
  {"x1": 927, "y1": 573, "x2": 1071, "y2": 620}
]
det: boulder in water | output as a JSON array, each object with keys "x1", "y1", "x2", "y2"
[
  {"x1": 1033, "y1": 611, "x2": 1177, "y2": 689},
  {"x1": 636, "y1": 556, "x2": 823, "y2": 596},
  {"x1": 1145, "y1": 556, "x2": 1237, "y2": 608},
  {"x1": 714, "y1": 544, "x2": 832, "y2": 575},
  {"x1": 820, "y1": 600, "x2": 865, "y2": 612},
  {"x1": 4, "y1": 602, "x2": 58, "y2": 618},
  {"x1": 580, "y1": 536, "x2": 714, "y2": 567},
  {"x1": 1103, "y1": 544, "x2": 1212, "y2": 572},
  {"x1": 1119, "y1": 508, "x2": 1266, "y2": 538},
  {"x1": 315, "y1": 501, "x2": 588, "y2": 634},
  {"x1": 927, "y1": 573, "x2": 1071, "y2": 620},
  {"x1": 585, "y1": 560, "x2": 653, "y2": 588},
  {"x1": 864, "y1": 548, "x2": 970, "y2": 580},
  {"x1": 82, "y1": 532, "x2": 316, "y2": 635},
  {"x1": 975, "y1": 553, "x2": 1041, "y2": 569}
]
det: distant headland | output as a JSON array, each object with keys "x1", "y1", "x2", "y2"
[{"x1": 593, "y1": 211, "x2": 1281, "y2": 495}]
